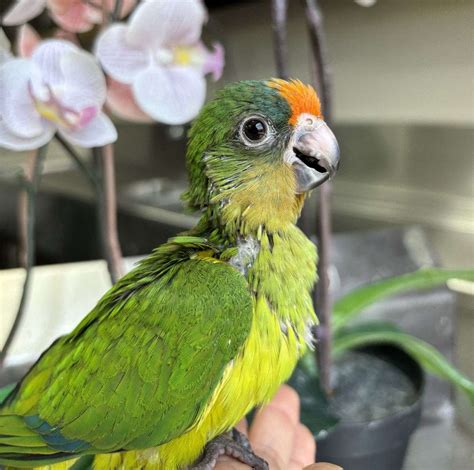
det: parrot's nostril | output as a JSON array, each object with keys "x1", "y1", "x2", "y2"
[{"x1": 293, "y1": 147, "x2": 327, "y2": 173}]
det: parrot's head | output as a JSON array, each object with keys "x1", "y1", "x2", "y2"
[{"x1": 184, "y1": 79, "x2": 340, "y2": 233}]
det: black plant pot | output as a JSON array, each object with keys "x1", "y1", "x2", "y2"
[{"x1": 291, "y1": 344, "x2": 424, "y2": 470}]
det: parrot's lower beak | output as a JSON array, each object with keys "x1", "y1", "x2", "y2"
[{"x1": 287, "y1": 118, "x2": 340, "y2": 193}]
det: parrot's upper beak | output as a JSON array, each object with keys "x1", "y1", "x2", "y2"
[{"x1": 286, "y1": 116, "x2": 340, "y2": 193}]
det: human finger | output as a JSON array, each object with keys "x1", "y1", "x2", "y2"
[
  {"x1": 288, "y1": 423, "x2": 316, "y2": 470},
  {"x1": 248, "y1": 385, "x2": 300, "y2": 469},
  {"x1": 235, "y1": 418, "x2": 248, "y2": 435},
  {"x1": 304, "y1": 464, "x2": 343, "y2": 470},
  {"x1": 215, "y1": 456, "x2": 250, "y2": 470}
]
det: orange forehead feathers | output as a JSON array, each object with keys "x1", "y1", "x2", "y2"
[{"x1": 268, "y1": 79, "x2": 322, "y2": 125}]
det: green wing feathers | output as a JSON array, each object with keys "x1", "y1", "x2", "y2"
[{"x1": 0, "y1": 237, "x2": 253, "y2": 465}]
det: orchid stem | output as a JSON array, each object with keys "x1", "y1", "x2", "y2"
[
  {"x1": 17, "y1": 153, "x2": 36, "y2": 268},
  {"x1": 0, "y1": 145, "x2": 48, "y2": 368},
  {"x1": 304, "y1": 0, "x2": 334, "y2": 397},
  {"x1": 112, "y1": 0, "x2": 124, "y2": 21},
  {"x1": 93, "y1": 145, "x2": 124, "y2": 284},
  {"x1": 55, "y1": 134, "x2": 98, "y2": 188},
  {"x1": 304, "y1": 0, "x2": 333, "y2": 118},
  {"x1": 271, "y1": 0, "x2": 289, "y2": 79}
]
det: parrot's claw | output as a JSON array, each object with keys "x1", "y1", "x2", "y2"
[
  {"x1": 231, "y1": 428, "x2": 252, "y2": 450},
  {"x1": 190, "y1": 428, "x2": 269, "y2": 470}
]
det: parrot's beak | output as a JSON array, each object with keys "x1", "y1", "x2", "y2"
[{"x1": 286, "y1": 117, "x2": 340, "y2": 193}]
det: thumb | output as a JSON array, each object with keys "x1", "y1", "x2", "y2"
[{"x1": 304, "y1": 464, "x2": 343, "y2": 470}]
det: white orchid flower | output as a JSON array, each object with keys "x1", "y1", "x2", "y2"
[
  {"x1": 95, "y1": 0, "x2": 225, "y2": 125},
  {"x1": 0, "y1": 39, "x2": 117, "y2": 151},
  {"x1": 1, "y1": 0, "x2": 46, "y2": 26}
]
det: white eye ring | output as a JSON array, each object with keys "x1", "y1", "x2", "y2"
[{"x1": 239, "y1": 115, "x2": 274, "y2": 147}]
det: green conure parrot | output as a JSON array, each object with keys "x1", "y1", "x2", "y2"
[{"x1": 0, "y1": 79, "x2": 340, "y2": 470}]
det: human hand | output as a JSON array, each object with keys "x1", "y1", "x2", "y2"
[{"x1": 215, "y1": 385, "x2": 342, "y2": 470}]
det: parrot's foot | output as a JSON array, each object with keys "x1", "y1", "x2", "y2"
[{"x1": 190, "y1": 428, "x2": 269, "y2": 470}]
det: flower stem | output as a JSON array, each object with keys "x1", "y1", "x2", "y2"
[
  {"x1": 304, "y1": 0, "x2": 333, "y2": 118},
  {"x1": 303, "y1": 0, "x2": 334, "y2": 396},
  {"x1": 93, "y1": 145, "x2": 124, "y2": 284},
  {"x1": 0, "y1": 145, "x2": 48, "y2": 368},
  {"x1": 112, "y1": 0, "x2": 124, "y2": 21},
  {"x1": 56, "y1": 138, "x2": 123, "y2": 284},
  {"x1": 55, "y1": 134, "x2": 98, "y2": 188},
  {"x1": 271, "y1": 0, "x2": 289, "y2": 79},
  {"x1": 17, "y1": 152, "x2": 36, "y2": 268}
]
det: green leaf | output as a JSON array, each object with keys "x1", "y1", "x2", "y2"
[
  {"x1": 333, "y1": 322, "x2": 474, "y2": 405},
  {"x1": 0, "y1": 383, "x2": 15, "y2": 404},
  {"x1": 333, "y1": 268, "x2": 474, "y2": 332},
  {"x1": 287, "y1": 362, "x2": 339, "y2": 437}
]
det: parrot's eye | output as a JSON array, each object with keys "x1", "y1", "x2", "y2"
[{"x1": 239, "y1": 116, "x2": 271, "y2": 146}]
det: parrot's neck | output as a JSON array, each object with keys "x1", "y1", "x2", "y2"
[
  {"x1": 194, "y1": 200, "x2": 318, "y2": 341},
  {"x1": 190, "y1": 159, "x2": 316, "y2": 340},
  {"x1": 199, "y1": 160, "x2": 307, "y2": 238}
]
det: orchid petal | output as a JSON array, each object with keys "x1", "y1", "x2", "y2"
[
  {"x1": 17, "y1": 24, "x2": 41, "y2": 58},
  {"x1": 2, "y1": 0, "x2": 46, "y2": 26},
  {"x1": 48, "y1": 0, "x2": 135, "y2": 27},
  {"x1": 60, "y1": 49, "x2": 107, "y2": 109},
  {"x1": 0, "y1": 59, "x2": 44, "y2": 139},
  {"x1": 50, "y1": 5, "x2": 95, "y2": 33},
  {"x1": 31, "y1": 39, "x2": 77, "y2": 87},
  {"x1": 58, "y1": 112, "x2": 117, "y2": 147},
  {"x1": 95, "y1": 24, "x2": 149, "y2": 84},
  {"x1": 0, "y1": 118, "x2": 54, "y2": 151},
  {"x1": 106, "y1": 78, "x2": 153, "y2": 123},
  {"x1": 132, "y1": 66, "x2": 206, "y2": 125},
  {"x1": 48, "y1": 0, "x2": 73, "y2": 15},
  {"x1": 202, "y1": 42, "x2": 225, "y2": 81},
  {"x1": 127, "y1": 0, "x2": 207, "y2": 49}
]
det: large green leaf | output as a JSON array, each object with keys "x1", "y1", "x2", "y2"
[
  {"x1": 333, "y1": 322, "x2": 474, "y2": 405},
  {"x1": 332, "y1": 268, "x2": 474, "y2": 332},
  {"x1": 0, "y1": 383, "x2": 15, "y2": 404},
  {"x1": 287, "y1": 360, "x2": 339, "y2": 437}
]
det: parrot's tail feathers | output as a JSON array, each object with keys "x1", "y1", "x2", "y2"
[
  {"x1": 0, "y1": 415, "x2": 49, "y2": 450},
  {"x1": 0, "y1": 454, "x2": 76, "y2": 468},
  {"x1": 0, "y1": 414, "x2": 77, "y2": 467},
  {"x1": 0, "y1": 414, "x2": 38, "y2": 437}
]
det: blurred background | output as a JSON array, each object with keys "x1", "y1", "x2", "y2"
[
  {"x1": 0, "y1": 0, "x2": 472, "y2": 269},
  {"x1": 0, "y1": 0, "x2": 472, "y2": 468}
]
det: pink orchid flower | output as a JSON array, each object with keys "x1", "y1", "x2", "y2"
[
  {"x1": 2, "y1": 0, "x2": 135, "y2": 33},
  {"x1": 0, "y1": 39, "x2": 117, "y2": 151},
  {"x1": 106, "y1": 77, "x2": 153, "y2": 123},
  {"x1": 16, "y1": 23, "x2": 80, "y2": 58},
  {"x1": 95, "y1": 0, "x2": 225, "y2": 125},
  {"x1": 16, "y1": 24, "x2": 43, "y2": 58}
]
